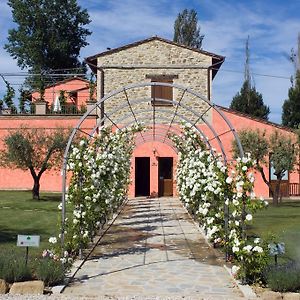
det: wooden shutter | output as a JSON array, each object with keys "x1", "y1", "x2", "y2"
[{"x1": 151, "y1": 79, "x2": 173, "y2": 106}]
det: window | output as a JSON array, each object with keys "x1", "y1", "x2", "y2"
[{"x1": 146, "y1": 75, "x2": 178, "y2": 107}]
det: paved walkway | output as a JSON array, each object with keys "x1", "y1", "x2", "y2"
[{"x1": 63, "y1": 197, "x2": 245, "y2": 299}]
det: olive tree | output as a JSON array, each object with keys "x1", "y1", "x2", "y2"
[
  {"x1": 232, "y1": 129, "x2": 297, "y2": 205},
  {"x1": 0, "y1": 127, "x2": 70, "y2": 200}
]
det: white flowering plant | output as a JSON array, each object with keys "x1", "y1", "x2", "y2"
[
  {"x1": 171, "y1": 124, "x2": 269, "y2": 283},
  {"x1": 48, "y1": 124, "x2": 142, "y2": 260}
]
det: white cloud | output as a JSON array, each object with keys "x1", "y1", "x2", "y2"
[
  {"x1": 0, "y1": 0, "x2": 298, "y2": 124},
  {"x1": 199, "y1": 0, "x2": 297, "y2": 123}
]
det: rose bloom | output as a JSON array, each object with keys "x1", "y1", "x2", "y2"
[{"x1": 246, "y1": 214, "x2": 253, "y2": 221}]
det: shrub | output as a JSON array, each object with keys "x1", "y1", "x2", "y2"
[
  {"x1": 266, "y1": 263, "x2": 300, "y2": 292},
  {"x1": 35, "y1": 258, "x2": 65, "y2": 286},
  {"x1": 0, "y1": 251, "x2": 32, "y2": 283}
]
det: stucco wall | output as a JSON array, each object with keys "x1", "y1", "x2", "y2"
[
  {"x1": 129, "y1": 141, "x2": 178, "y2": 198},
  {"x1": 212, "y1": 108, "x2": 299, "y2": 197},
  {"x1": 0, "y1": 116, "x2": 97, "y2": 192},
  {"x1": 31, "y1": 78, "x2": 90, "y2": 108}
]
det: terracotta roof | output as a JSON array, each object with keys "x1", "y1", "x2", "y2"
[
  {"x1": 85, "y1": 36, "x2": 225, "y2": 75},
  {"x1": 217, "y1": 105, "x2": 295, "y2": 133},
  {"x1": 44, "y1": 76, "x2": 89, "y2": 89},
  {"x1": 31, "y1": 77, "x2": 89, "y2": 94}
]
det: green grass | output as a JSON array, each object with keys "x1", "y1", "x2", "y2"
[
  {"x1": 0, "y1": 190, "x2": 61, "y2": 258},
  {"x1": 248, "y1": 201, "x2": 300, "y2": 263}
]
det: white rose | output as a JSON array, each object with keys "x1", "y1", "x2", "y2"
[
  {"x1": 226, "y1": 177, "x2": 233, "y2": 184},
  {"x1": 246, "y1": 214, "x2": 253, "y2": 221},
  {"x1": 232, "y1": 246, "x2": 239, "y2": 253},
  {"x1": 231, "y1": 265, "x2": 240, "y2": 276},
  {"x1": 254, "y1": 238, "x2": 260, "y2": 244},
  {"x1": 48, "y1": 237, "x2": 57, "y2": 244},
  {"x1": 253, "y1": 246, "x2": 263, "y2": 253},
  {"x1": 243, "y1": 245, "x2": 252, "y2": 252}
]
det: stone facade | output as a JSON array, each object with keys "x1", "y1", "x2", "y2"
[{"x1": 93, "y1": 38, "x2": 219, "y2": 125}]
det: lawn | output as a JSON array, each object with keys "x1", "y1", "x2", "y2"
[
  {"x1": 0, "y1": 190, "x2": 61, "y2": 258},
  {"x1": 248, "y1": 201, "x2": 300, "y2": 263}
]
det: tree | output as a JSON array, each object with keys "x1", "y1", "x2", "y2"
[
  {"x1": 230, "y1": 37, "x2": 270, "y2": 120},
  {"x1": 0, "y1": 75, "x2": 17, "y2": 114},
  {"x1": 18, "y1": 87, "x2": 32, "y2": 113},
  {"x1": 232, "y1": 129, "x2": 297, "y2": 205},
  {"x1": 282, "y1": 34, "x2": 300, "y2": 128},
  {"x1": 282, "y1": 73, "x2": 300, "y2": 128},
  {"x1": 0, "y1": 127, "x2": 71, "y2": 200},
  {"x1": 269, "y1": 131, "x2": 296, "y2": 205},
  {"x1": 230, "y1": 81, "x2": 270, "y2": 120},
  {"x1": 173, "y1": 9, "x2": 204, "y2": 49},
  {"x1": 4, "y1": 0, "x2": 91, "y2": 81}
]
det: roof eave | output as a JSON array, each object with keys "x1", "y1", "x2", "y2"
[{"x1": 85, "y1": 36, "x2": 225, "y2": 74}]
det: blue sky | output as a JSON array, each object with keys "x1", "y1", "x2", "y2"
[{"x1": 0, "y1": 0, "x2": 299, "y2": 123}]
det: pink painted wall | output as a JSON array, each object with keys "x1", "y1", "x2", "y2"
[
  {"x1": 212, "y1": 108, "x2": 299, "y2": 198},
  {"x1": 0, "y1": 109, "x2": 298, "y2": 198},
  {"x1": 128, "y1": 141, "x2": 178, "y2": 198},
  {"x1": 31, "y1": 78, "x2": 92, "y2": 108},
  {"x1": 0, "y1": 116, "x2": 97, "y2": 192}
]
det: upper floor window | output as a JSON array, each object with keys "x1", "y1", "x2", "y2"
[{"x1": 146, "y1": 74, "x2": 178, "y2": 107}]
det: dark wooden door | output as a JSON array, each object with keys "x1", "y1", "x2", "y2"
[
  {"x1": 135, "y1": 157, "x2": 150, "y2": 196},
  {"x1": 158, "y1": 157, "x2": 173, "y2": 197}
]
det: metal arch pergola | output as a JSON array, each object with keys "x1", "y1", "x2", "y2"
[{"x1": 61, "y1": 82, "x2": 244, "y2": 248}]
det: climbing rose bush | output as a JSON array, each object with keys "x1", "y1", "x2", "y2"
[
  {"x1": 50, "y1": 124, "x2": 142, "y2": 258},
  {"x1": 171, "y1": 124, "x2": 269, "y2": 283}
]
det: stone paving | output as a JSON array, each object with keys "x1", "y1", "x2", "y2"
[{"x1": 63, "y1": 197, "x2": 245, "y2": 299}]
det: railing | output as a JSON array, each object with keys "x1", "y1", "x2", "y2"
[
  {"x1": 289, "y1": 183, "x2": 300, "y2": 196},
  {"x1": 0, "y1": 103, "x2": 87, "y2": 115},
  {"x1": 48, "y1": 104, "x2": 86, "y2": 115}
]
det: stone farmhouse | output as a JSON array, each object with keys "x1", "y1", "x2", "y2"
[{"x1": 0, "y1": 36, "x2": 299, "y2": 198}]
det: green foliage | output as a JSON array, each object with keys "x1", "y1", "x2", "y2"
[
  {"x1": 5, "y1": 0, "x2": 91, "y2": 86},
  {"x1": 18, "y1": 87, "x2": 32, "y2": 113},
  {"x1": 236, "y1": 240, "x2": 270, "y2": 284},
  {"x1": 35, "y1": 258, "x2": 65, "y2": 286},
  {"x1": 232, "y1": 129, "x2": 269, "y2": 164},
  {"x1": 58, "y1": 90, "x2": 67, "y2": 106},
  {"x1": 230, "y1": 81, "x2": 270, "y2": 120},
  {"x1": 0, "y1": 251, "x2": 32, "y2": 283},
  {"x1": 232, "y1": 129, "x2": 297, "y2": 205},
  {"x1": 172, "y1": 124, "x2": 269, "y2": 284},
  {"x1": 0, "y1": 127, "x2": 71, "y2": 199},
  {"x1": 269, "y1": 131, "x2": 296, "y2": 179},
  {"x1": 282, "y1": 72, "x2": 300, "y2": 128},
  {"x1": 51, "y1": 124, "x2": 143, "y2": 256},
  {"x1": 0, "y1": 75, "x2": 17, "y2": 113},
  {"x1": 89, "y1": 74, "x2": 96, "y2": 102},
  {"x1": 266, "y1": 263, "x2": 300, "y2": 292},
  {"x1": 173, "y1": 9, "x2": 204, "y2": 49}
]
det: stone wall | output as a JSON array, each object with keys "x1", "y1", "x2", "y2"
[{"x1": 96, "y1": 39, "x2": 213, "y2": 125}]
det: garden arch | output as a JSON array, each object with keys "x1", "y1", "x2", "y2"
[{"x1": 61, "y1": 82, "x2": 244, "y2": 244}]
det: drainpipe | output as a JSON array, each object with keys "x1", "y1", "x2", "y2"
[
  {"x1": 207, "y1": 68, "x2": 211, "y2": 101},
  {"x1": 100, "y1": 69, "x2": 104, "y2": 126}
]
